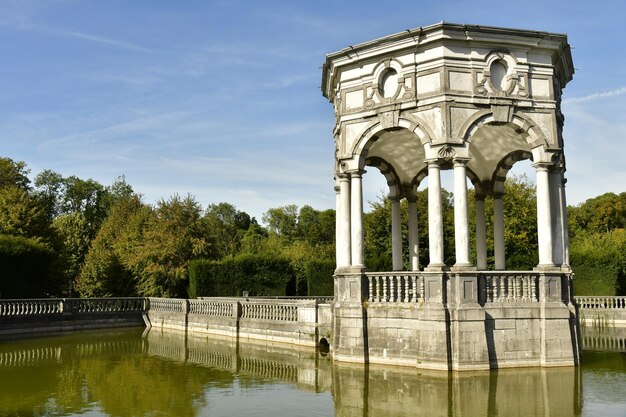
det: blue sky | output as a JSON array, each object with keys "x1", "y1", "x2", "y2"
[{"x1": 1, "y1": 0, "x2": 625, "y2": 221}]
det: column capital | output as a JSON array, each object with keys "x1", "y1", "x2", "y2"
[
  {"x1": 453, "y1": 157, "x2": 471, "y2": 167},
  {"x1": 337, "y1": 172, "x2": 351, "y2": 181},
  {"x1": 347, "y1": 169, "x2": 366, "y2": 178},
  {"x1": 532, "y1": 161, "x2": 553, "y2": 172},
  {"x1": 425, "y1": 159, "x2": 441, "y2": 168},
  {"x1": 405, "y1": 193, "x2": 418, "y2": 203},
  {"x1": 493, "y1": 192, "x2": 505, "y2": 200}
]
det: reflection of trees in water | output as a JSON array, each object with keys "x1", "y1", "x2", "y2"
[
  {"x1": 0, "y1": 328, "x2": 224, "y2": 417},
  {"x1": 3, "y1": 326, "x2": 620, "y2": 417}
]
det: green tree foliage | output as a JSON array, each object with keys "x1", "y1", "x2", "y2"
[
  {"x1": 569, "y1": 192, "x2": 626, "y2": 237},
  {"x1": 51, "y1": 212, "x2": 94, "y2": 296},
  {"x1": 363, "y1": 189, "x2": 453, "y2": 270},
  {"x1": 568, "y1": 192, "x2": 626, "y2": 295},
  {"x1": 129, "y1": 195, "x2": 210, "y2": 297},
  {"x1": 203, "y1": 202, "x2": 252, "y2": 259},
  {"x1": 0, "y1": 186, "x2": 51, "y2": 240},
  {"x1": 76, "y1": 196, "x2": 150, "y2": 297},
  {"x1": 468, "y1": 175, "x2": 538, "y2": 270},
  {"x1": 0, "y1": 157, "x2": 31, "y2": 190},
  {"x1": 262, "y1": 204, "x2": 299, "y2": 242},
  {"x1": 0, "y1": 234, "x2": 54, "y2": 298},
  {"x1": 298, "y1": 205, "x2": 335, "y2": 246}
]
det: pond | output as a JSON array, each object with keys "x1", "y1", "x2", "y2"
[{"x1": 0, "y1": 326, "x2": 624, "y2": 417}]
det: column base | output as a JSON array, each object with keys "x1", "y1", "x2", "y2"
[
  {"x1": 534, "y1": 264, "x2": 561, "y2": 272},
  {"x1": 451, "y1": 264, "x2": 476, "y2": 272},
  {"x1": 424, "y1": 263, "x2": 449, "y2": 272},
  {"x1": 335, "y1": 265, "x2": 367, "y2": 274}
]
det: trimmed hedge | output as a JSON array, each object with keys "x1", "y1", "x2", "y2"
[
  {"x1": 570, "y1": 230, "x2": 626, "y2": 296},
  {"x1": 305, "y1": 259, "x2": 335, "y2": 296},
  {"x1": 0, "y1": 234, "x2": 54, "y2": 298},
  {"x1": 189, "y1": 254, "x2": 295, "y2": 298}
]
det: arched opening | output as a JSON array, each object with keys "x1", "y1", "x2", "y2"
[
  {"x1": 318, "y1": 338, "x2": 330, "y2": 355},
  {"x1": 349, "y1": 126, "x2": 429, "y2": 272}
]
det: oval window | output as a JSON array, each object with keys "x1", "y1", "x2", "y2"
[
  {"x1": 380, "y1": 69, "x2": 399, "y2": 98},
  {"x1": 490, "y1": 60, "x2": 508, "y2": 91}
]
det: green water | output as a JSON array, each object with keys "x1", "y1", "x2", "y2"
[{"x1": 0, "y1": 327, "x2": 624, "y2": 417}]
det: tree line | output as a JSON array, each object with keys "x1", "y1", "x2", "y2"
[{"x1": 0, "y1": 156, "x2": 624, "y2": 298}]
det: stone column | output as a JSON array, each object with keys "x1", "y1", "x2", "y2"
[
  {"x1": 337, "y1": 174, "x2": 352, "y2": 268},
  {"x1": 350, "y1": 170, "x2": 365, "y2": 268},
  {"x1": 534, "y1": 162, "x2": 554, "y2": 267},
  {"x1": 453, "y1": 159, "x2": 471, "y2": 268},
  {"x1": 407, "y1": 193, "x2": 420, "y2": 271},
  {"x1": 550, "y1": 168, "x2": 563, "y2": 266},
  {"x1": 335, "y1": 184, "x2": 341, "y2": 268},
  {"x1": 560, "y1": 176, "x2": 570, "y2": 268},
  {"x1": 493, "y1": 194, "x2": 505, "y2": 270},
  {"x1": 428, "y1": 161, "x2": 445, "y2": 268},
  {"x1": 475, "y1": 195, "x2": 487, "y2": 270},
  {"x1": 391, "y1": 197, "x2": 403, "y2": 271}
]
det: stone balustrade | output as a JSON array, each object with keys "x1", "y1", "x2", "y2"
[
  {"x1": 479, "y1": 272, "x2": 539, "y2": 303},
  {"x1": 241, "y1": 299, "x2": 306, "y2": 322},
  {"x1": 0, "y1": 297, "x2": 146, "y2": 317},
  {"x1": 148, "y1": 297, "x2": 330, "y2": 347},
  {"x1": 366, "y1": 272, "x2": 425, "y2": 303},
  {"x1": 0, "y1": 297, "x2": 147, "y2": 335},
  {"x1": 148, "y1": 297, "x2": 186, "y2": 313},
  {"x1": 574, "y1": 296, "x2": 626, "y2": 328},
  {"x1": 69, "y1": 297, "x2": 147, "y2": 313},
  {"x1": 574, "y1": 296, "x2": 626, "y2": 309},
  {"x1": 0, "y1": 299, "x2": 63, "y2": 316},
  {"x1": 188, "y1": 298, "x2": 235, "y2": 317}
]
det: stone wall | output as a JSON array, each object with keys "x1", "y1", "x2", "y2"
[{"x1": 147, "y1": 297, "x2": 333, "y2": 348}]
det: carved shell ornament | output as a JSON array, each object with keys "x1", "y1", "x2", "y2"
[{"x1": 437, "y1": 146, "x2": 456, "y2": 161}]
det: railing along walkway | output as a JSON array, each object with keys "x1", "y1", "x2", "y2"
[
  {"x1": 365, "y1": 271, "x2": 541, "y2": 304},
  {"x1": 0, "y1": 297, "x2": 146, "y2": 317},
  {"x1": 149, "y1": 297, "x2": 323, "y2": 322},
  {"x1": 574, "y1": 296, "x2": 626, "y2": 309}
]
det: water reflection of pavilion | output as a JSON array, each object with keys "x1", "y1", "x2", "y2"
[
  {"x1": 5, "y1": 328, "x2": 620, "y2": 416},
  {"x1": 145, "y1": 328, "x2": 584, "y2": 417}
]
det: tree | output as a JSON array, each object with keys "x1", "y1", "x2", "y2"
[
  {"x1": 203, "y1": 202, "x2": 252, "y2": 259},
  {"x1": 569, "y1": 192, "x2": 626, "y2": 237},
  {"x1": 363, "y1": 189, "x2": 452, "y2": 271},
  {"x1": 297, "y1": 205, "x2": 335, "y2": 246},
  {"x1": 262, "y1": 205, "x2": 299, "y2": 242},
  {"x1": 0, "y1": 157, "x2": 30, "y2": 190},
  {"x1": 0, "y1": 234, "x2": 54, "y2": 298},
  {"x1": 0, "y1": 186, "x2": 50, "y2": 240},
  {"x1": 51, "y1": 212, "x2": 92, "y2": 296},
  {"x1": 468, "y1": 175, "x2": 538, "y2": 270},
  {"x1": 76, "y1": 196, "x2": 150, "y2": 297},
  {"x1": 34, "y1": 169, "x2": 65, "y2": 220},
  {"x1": 128, "y1": 195, "x2": 210, "y2": 297}
]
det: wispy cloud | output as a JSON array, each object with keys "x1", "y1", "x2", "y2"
[
  {"x1": 64, "y1": 31, "x2": 154, "y2": 53},
  {"x1": 0, "y1": 9, "x2": 154, "y2": 53},
  {"x1": 563, "y1": 86, "x2": 626, "y2": 104}
]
